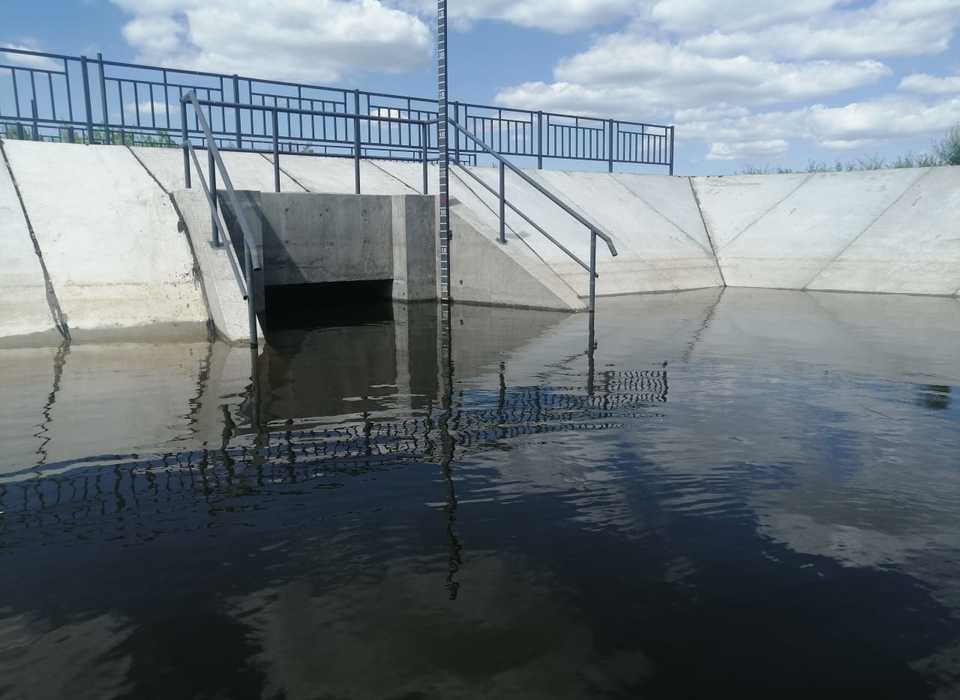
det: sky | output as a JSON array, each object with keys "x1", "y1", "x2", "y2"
[{"x1": 3, "y1": 0, "x2": 960, "y2": 175}]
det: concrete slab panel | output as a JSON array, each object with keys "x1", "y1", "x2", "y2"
[
  {"x1": 0, "y1": 151, "x2": 57, "y2": 341},
  {"x1": 132, "y1": 147, "x2": 305, "y2": 193},
  {"x1": 270, "y1": 155, "x2": 412, "y2": 195},
  {"x1": 714, "y1": 168, "x2": 926, "y2": 289},
  {"x1": 805, "y1": 167, "x2": 960, "y2": 295},
  {"x1": 3, "y1": 141, "x2": 208, "y2": 336},
  {"x1": 692, "y1": 173, "x2": 811, "y2": 250},
  {"x1": 173, "y1": 189, "x2": 262, "y2": 344}
]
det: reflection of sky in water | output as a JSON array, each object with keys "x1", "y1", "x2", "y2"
[{"x1": 0, "y1": 288, "x2": 959, "y2": 698}]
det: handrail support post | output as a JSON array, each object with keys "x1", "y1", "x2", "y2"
[
  {"x1": 209, "y1": 145, "x2": 220, "y2": 247},
  {"x1": 353, "y1": 89, "x2": 361, "y2": 194},
  {"x1": 272, "y1": 108, "x2": 280, "y2": 193},
  {"x1": 421, "y1": 123, "x2": 429, "y2": 194},
  {"x1": 181, "y1": 101, "x2": 191, "y2": 188},
  {"x1": 498, "y1": 159, "x2": 506, "y2": 244},
  {"x1": 589, "y1": 230, "x2": 597, "y2": 313}
]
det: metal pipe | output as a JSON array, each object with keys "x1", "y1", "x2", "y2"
[
  {"x1": 233, "y1": 74, "x2": 241, "y2": 148},
  {"x1": 272, "y1": 108, "x2": 280, "y2": 192},
  {"x1": 421, "y1": 122, "x2": 429, "y2": 194},
  {"x1": 244, "y1": 242, "x2": 258, "y2": 349},
  {"x1": 589, "y1": 230, "x2": 597, "y2": 313},
  {"x1": 181, "y1": 100, "x2": 190, "y2": 188},
  {"x1": 30, "y1": 99, "x2": 38, "y2": 140},
  {"x1": 209, "y1": 145, "x2": 219, "y2": 246},
  {"x1": 498, "y1": 159, "x2": 506, "y2": 244},
  {"x1": 81, "y1": 56, "x2": 94, "y2": 143},
  {"x1": 353, "y1": 89, "x2": 361, "y2": 194},
  {"x1": 448, "y1": 117, "x2": 618, "y2": 257},
  {"x1": 97, "y1": 53, "x2": 109, "y2": 144},
  {"x1": 537, "y1": 111, "x2": 543, "y2": 169},
  {"x1": 669, "y1": 125, "x2": 675, "y2": 176},
  {"x1": 607, "y1": 120, "x2": 614, "y2": 173}
]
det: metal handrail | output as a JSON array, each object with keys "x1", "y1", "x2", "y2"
[
  {"x1": 181, "y1": 91, "x2": 262, "y2": 347},
  {"x1": 448, "y1": 118, "x2": 618, "y2": 258},
  {"x1": 447, "y1": 117, "x2": 619, "y2": 312}
]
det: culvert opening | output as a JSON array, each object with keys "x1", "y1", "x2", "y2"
[{"x1": 263, "y1": 280, "x2": 394, "y2": 331}]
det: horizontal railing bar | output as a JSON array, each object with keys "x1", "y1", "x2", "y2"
[
  {"x1": 0, "y1": 47, "x2": 76, "y2": 61},
  {"x1": 186, "y1": 96, "x2": 437, "y2": 125},
  {"x1": 0, "y1": 63, "x2": 67, "y2": 76},
  {"x1": 448, "y1": 118, "x2": 618, "y2": 257},
  {"x1": 453, "y1": 164, "x2": 593, "y2": 274}
]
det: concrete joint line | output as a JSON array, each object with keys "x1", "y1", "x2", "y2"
[
  {"x1": 609, "y1": 174, "x2": 714, "y2": 259},
  {"x1": 366, "y1": 158, "x2": 420, "y2": 195},
  {"x1": 258, "y1": 153, "x2": 311, "y2": 193},
  {"x1": 721, "y1": 172, "x2": 816, "y2": 251},
  {"x1": 126, "y1": 145, "x2": 169, "y2": 195},
  {"x1": 450, "y1": 167, "x2": 581, "y2": 300},
  {"x1": 802, "y1": 167, "x2": 935, "y2": 290},
  {"x1": 688, "y1": 177, "x2": 726, "y2": 287},
  {"x1": 0, "y1": 140, "x2": 70, "y2": 341}
]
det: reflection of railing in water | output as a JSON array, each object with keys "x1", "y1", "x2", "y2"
[{"x1": 0, "y1": 368, "x2": 668, "y2": 542}]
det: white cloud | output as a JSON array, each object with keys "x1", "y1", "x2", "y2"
[
  {"x1": 807, "y1": 96, "x2": 960, "y2": 141},
  {"x1": 679, "y1": 0, "x2": 960, "y2": 60},
  {"x1": 111, "y1": 0, "x2": 432, "y2": 83},
  {"x1": 0, "y1": 44, "x2": 61, "y2": 71},
  {"x1": 707, "y1": 139, "x2": 789, "y2": 160},
  {"x1": 648, "y1": 0, "x2": 851, "y2": 34},
  {"x1": 899, "y1": 73, "x2": 960, "y2": 95},
  {"x1": 389, "y1": 0, "x2": 637, "y2": 33}
]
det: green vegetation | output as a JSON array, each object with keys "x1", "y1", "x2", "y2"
[
  {"x1": 738, "y1": 122, "x2": 960, "y2": 174},
  {"x1": 2, "y1": 123, "x2": 176, "y2": 148}
]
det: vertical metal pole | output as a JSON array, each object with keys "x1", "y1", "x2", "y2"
[
  {"x1": 30, "y1": 99, "x2": 39, "y2": 141},
  {"x1": 81, "y1": 57, "x2": 94, "y2": 144},
  {"x1": 233, "y1": 74, "x2": 242, "y2": 149},
  {"x1": 452, "y1": 101, "x2": 459, "y2": 164},
  {"x1": 353, "y1": 89, "x2": 361, "y2": 194},
  {"x1": 421, "y1": 123, "x2": 429, "y2": 195},
  {"x1": 668, "y1": 125, "x2": 676, "y2": 176},
  {"x1": 607, "y1": 120, "x2": 614, "y2": 173},
  {"x1": 437, "y1": 0, "x2": 451, "y2": 304},
  {"x1": 181, "y1": 100, "x2": 191, "y2": 189},
  {"x1": 272, "y1": 109, "x2": 280, "y2": 193},
  {"x1": 498, "y1": 160, "x2": 506, "y2": 244},
  {"x1": 245, "y1": 244, "x2": 258, "y2": 349},
  {"x1": 97, "y1": 53, "x2": 109, "y2": 144},
  {"x1": 209, "y1": 146, "x2": 220, "y2": 247},
  {"x1": 537, "y1": 111, "x2": 543, "y2": 169},
  {"x1": 589, "y1": 230, "x2": 597, "y2": 314}
]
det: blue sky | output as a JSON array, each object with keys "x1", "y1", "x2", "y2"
[{"x1": 3, "y1": 0, "x2": 960, "y2": 174}]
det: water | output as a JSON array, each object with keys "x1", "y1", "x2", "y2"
[{"x1": 1, "y1": 288, "x2": 959, "y2": 699}]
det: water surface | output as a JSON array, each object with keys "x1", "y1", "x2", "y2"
[{"x1": 2, "y1": 288, "x2": 960, "y2": 699}]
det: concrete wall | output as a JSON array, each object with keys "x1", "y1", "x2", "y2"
[{"x1": 0, "y1": 140, "x2": 208, "y2": 341}]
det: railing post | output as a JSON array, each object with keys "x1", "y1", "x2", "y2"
[
  {"x1": 607, "y1": 120, "x2": 614, "y2": 173},
  {"x1": 209, "y1": 145, "x2": 220, "y2": 247},
  {"x1": 97, "y1": 53, "x2": 109, "y2": 144},
  {"x1": 498, "y1": 159, "x2": 506, "y2": 244},
  {"x1": 30, "y1": 99, "x2": 39, "y2": 141},
  {"x1": 80, "y1": 56, "x2": 94, "y2": 144},
  {"x1": 353, "y1": 89, "x2": 361, "y2": 194},
  {"x1": 181, "y1": 100, "x2": 191, "y2": 189},
  {"x1": 233, "y1": 75, "x2": 242, "y2": 149},
  {"x1": 452, "y1": 101, "x2": 460, "y2": 165},
  {"x1": 421, "y1": 123, "x2": 429, "y2": 195},
  {"x1": 272, "y1": 108, "x2": 280, "y2": 193},
  {"x1": 589, "y1": 230, "x2": 597, "y2": 313},
  {"x1": 668, "y1": 125, "x2": 675, "y2": 176},
  {"x1": 245, "y1": 243, "x2": 258, "y2": 349},
  {"x1": 537, "y1": 111, "x2": 543, "y2": 169}
]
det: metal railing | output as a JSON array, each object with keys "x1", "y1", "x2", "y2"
[
  {"x1": 447, "y1": 117, "x2": 619, "y2": 313},
  {"x1": 180, "y1": 92, "x2": 262, "y2": 348},
  {"x1": 1, "y1": 46, "x2": 675, "y2": 173},
  {"x1": 183, "y1": 97, "x2": 436, "y2": 196}
]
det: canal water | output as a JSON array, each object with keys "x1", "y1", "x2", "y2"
[{"x1": 1, "y1": 288, "x2": 959, "y2": 699}]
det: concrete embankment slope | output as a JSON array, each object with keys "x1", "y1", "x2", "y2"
[
  {"x1": 1, "y1": 140, "x2": 208, "y2": 340},
  {"x1": 693, "y1": 168, "x2": 960, "y2": 296}
]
